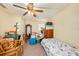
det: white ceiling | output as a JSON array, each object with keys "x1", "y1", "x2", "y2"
[{"x1": 1, "y1": 3, "x2": 70, "y2": 19}]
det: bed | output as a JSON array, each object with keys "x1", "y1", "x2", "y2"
[
  {"x1": 41, "y1": 38, "x2": 79, "y2": 56},
  {"x1": 0, "y1": 38, "x2": 24, "y2": 56}
]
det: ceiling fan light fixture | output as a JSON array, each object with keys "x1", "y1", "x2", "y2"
[{"x1": 28, "y1": 11, "x2": 31, "y2": 14}]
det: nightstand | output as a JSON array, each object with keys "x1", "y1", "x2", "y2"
[{"x1": 44, "y1": 29, "x2": 54, "y2": 38}]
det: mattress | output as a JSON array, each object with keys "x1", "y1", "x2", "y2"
[{"x1": 41, "y1": 38, "x2": 79, "y2": 56}]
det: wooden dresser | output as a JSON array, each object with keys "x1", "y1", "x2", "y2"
[{"x1": 44, "y1": 29, "x2": 54, "y2": 38}]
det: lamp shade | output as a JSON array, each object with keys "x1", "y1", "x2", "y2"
[
  {"x1": 45, "y1": 22, "x2": 53, "y2": 29},
  {"x1": 45, "y1": 22, "x2": 53, "y2": 26}
]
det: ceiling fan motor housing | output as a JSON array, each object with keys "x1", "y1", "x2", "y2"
[{"x1": 27, "y1": 3, "x2": 33, "y2": 11}]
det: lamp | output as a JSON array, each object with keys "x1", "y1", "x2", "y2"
[{"x1": 45, "y1": 22, "x2": 53, "y2": 26}]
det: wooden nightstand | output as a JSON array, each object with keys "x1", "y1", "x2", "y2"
[{"x1": 44, "y1": 29, "x2": 54, "y2": 38}]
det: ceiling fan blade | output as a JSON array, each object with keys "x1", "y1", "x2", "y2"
[
  {"x1": 23, "y1": 11, "x2": 28, "y2": 16},
  {"x1": 33, "y1": 13, "x2": 36, "y2": 17},
  {"x1": 33, "y1": 9, "x2": 44, "y2": 12},
  {"x1": 13, "y1": 4, "x2": 26, "y2": 9},
  {"x1": 0, "y1": 3, "x2": 7, "y2": 8},
  {"x1": 34, "y1": 6, "x2": 52, "y2": 9}
]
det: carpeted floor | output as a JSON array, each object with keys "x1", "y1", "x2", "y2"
[{"x1": 23, "y1": 41, "x2": 46, "y2": 56}]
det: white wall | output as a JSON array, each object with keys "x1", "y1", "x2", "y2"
[
  {"x1": 0, "y1": 7, "x2": 24, "y2": 36},
  {"x1": 24, "y1": 19, "x2": 46, "y2": 33},
  {"x1": 24, "y1": 17, "x2": 53, "y2": 34},
  {"x1": 54, "y1": 4, "x2": 79, "y2": 48}
]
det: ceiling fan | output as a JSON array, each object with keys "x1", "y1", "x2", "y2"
[{"x1": 13, "y1": 3, "x2": 45, "y2": 17}]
